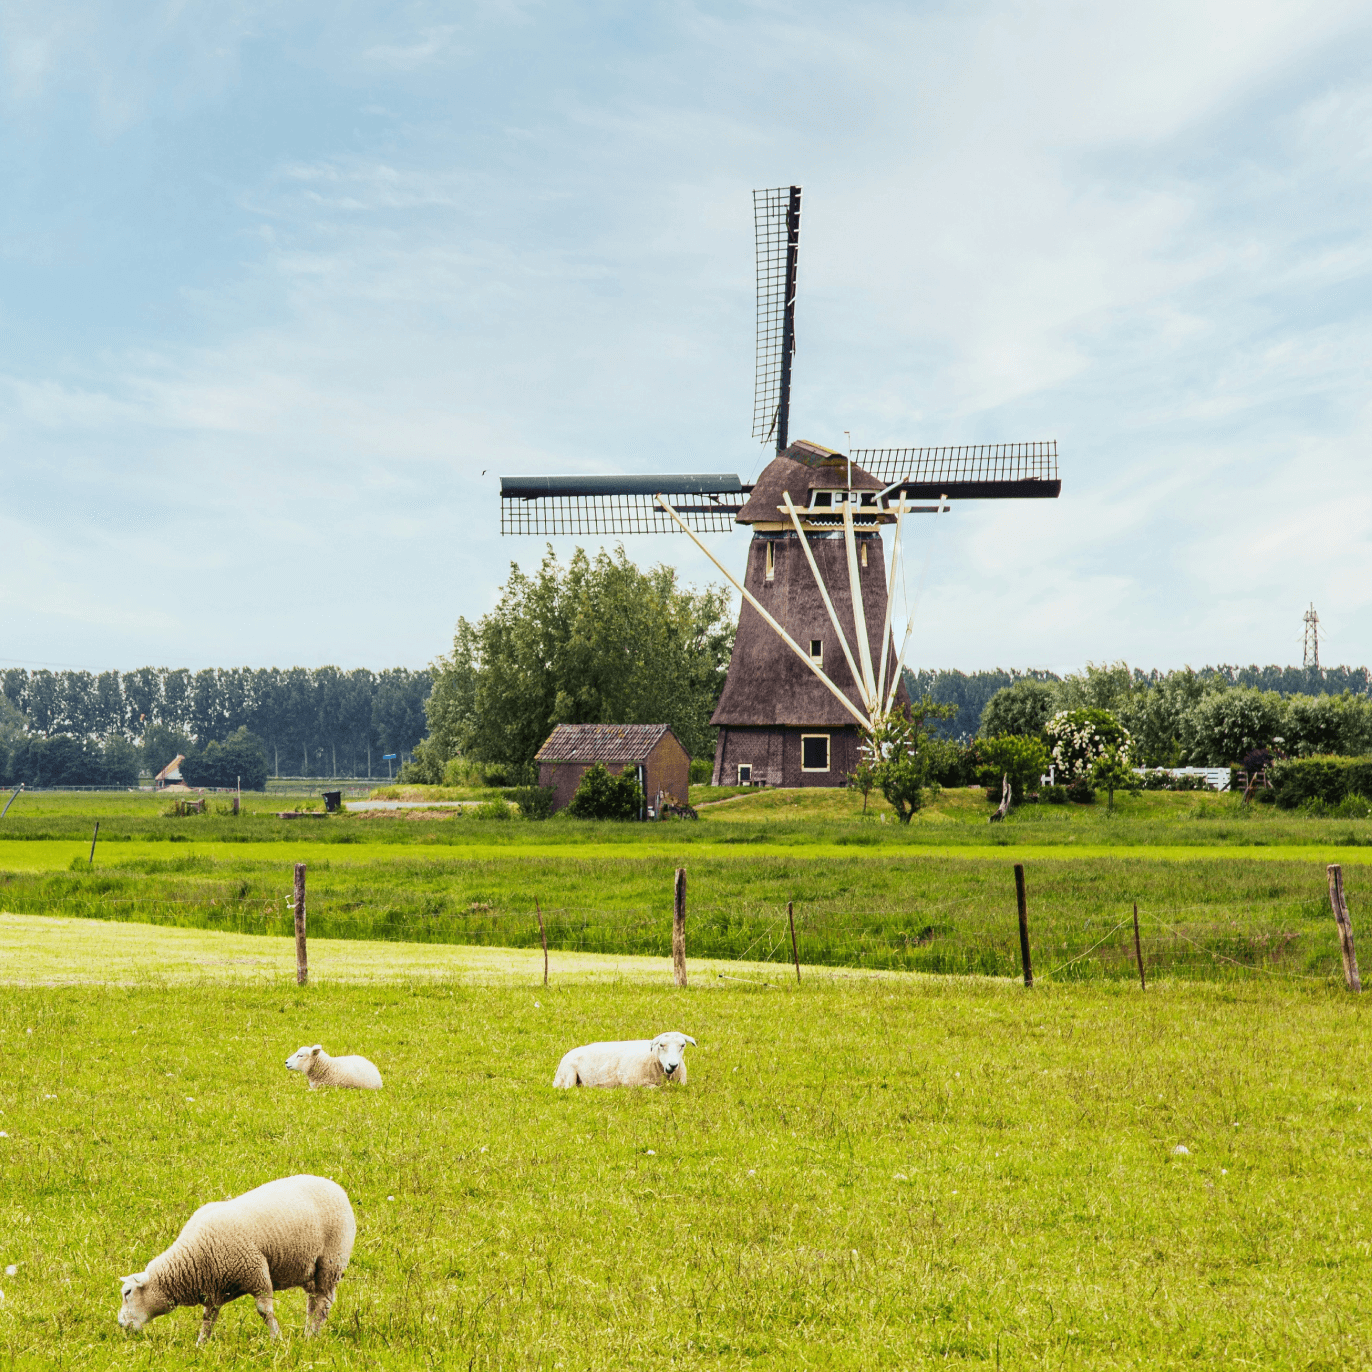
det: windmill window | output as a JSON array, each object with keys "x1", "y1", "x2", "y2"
[
  {"x1": 809, "y1": 639, "x2": 823, "y2": 667},
  {"x1": 765, "y1": 541, "x2": 775, "y2": 582},
  {"x1": 737, "y1": 764, "x2": 752, "y2": 784},
  {"x1": 810, "y1": 491, "x2": 832, "y2": 508},
  {"x1": 860, "y1": 492, "x2": 877, "y2": 507},
  {"x1": 801, "y1": 734, "x2": 830, "y2": 772}
]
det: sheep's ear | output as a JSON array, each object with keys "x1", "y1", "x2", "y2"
[
  {"x1": 649, "y1": 1034, "x2": 664, "y2": 1049},
  {"x1": 311, "y1": 1045, "x2": 322, "y2": 1054},
  {"x1": 683, "y1": 1035, "x2": 697, "y2": 1047},
  {"x1": 120, "y1": 1272, "x2": 146, "y2": 1288}
]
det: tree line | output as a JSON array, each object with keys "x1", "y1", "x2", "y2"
[
  {"x1": 913, "y1": 663, "x2": 1372, "y2": 746},
  {"x1": 976, "y1": 661, "x2": 1372, "y2": 765},
  {"x1": 0, "y1": 666, "x2": 431, "y2": 785}
]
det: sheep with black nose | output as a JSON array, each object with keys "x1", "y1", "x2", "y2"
[
  {"x1": 117, "y1": 1174, "x2": 354, "y2": 1345},
  {"x1": 285, "y1": 1043, "x2": 383, "y2": 1090},
  {"x1": 553, "y1": 1032, "x2": 696, "y2": 1088}
]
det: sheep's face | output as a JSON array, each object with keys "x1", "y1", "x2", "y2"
[
  {"x1": 285, "y1": 1044, "x2": 323, "y2": 1075},
  {"x1": 118, "y1": 1273, "x2": 171, "y2": 1330},
  {"x1": 651, "y1": 1032, "x2": 696, "y2": 1079}
]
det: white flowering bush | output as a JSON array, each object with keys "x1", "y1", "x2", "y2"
[{"x1": 1045, "y1": 708, "x2": 1132, "y2": 781}]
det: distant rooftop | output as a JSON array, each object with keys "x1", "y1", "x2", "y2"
[{"x1": 535, "y1": 724, "x2": 678, "y2": 764}]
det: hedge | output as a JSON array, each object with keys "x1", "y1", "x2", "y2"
[{"x1": 1269, "y1": 755, "x2": 1372, "y2": 809}]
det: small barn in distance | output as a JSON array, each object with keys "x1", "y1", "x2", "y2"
[
  {"x1": 153, "y1": 754, "x2": 188, "y2": 790},
  {"x1": 535, "y1": 724, "x2": 690, "y2": 817}
]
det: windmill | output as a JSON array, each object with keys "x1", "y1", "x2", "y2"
[{"x1": 500, "y1": 186, "x2": 1061, "y2": 787}]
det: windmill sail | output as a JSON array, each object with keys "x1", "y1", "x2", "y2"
[
  {"x1": 853, "y1": 441, "x2": 1060, "y2": 499},
  {"x1": 500, "y1": 474, "x2": 745, "y2": 536},
  {"x1": 752, "y1": 186, "x2": 802, "y2": 452}
]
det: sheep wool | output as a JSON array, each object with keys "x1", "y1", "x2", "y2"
[
  {"x1": 117, "y1": 1174, "x2": 355, "y2": 1345},
  {"x1": 285, "y1": 1043, "x2": 383, "y2": 1090},
  {"x1": 553, "y1": 1031, "x2": 696, "y2": 1088}
]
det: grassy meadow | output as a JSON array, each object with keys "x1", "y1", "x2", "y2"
[{"x1": 0, "y1": 918, "x2": 1368, "y2": 1370}]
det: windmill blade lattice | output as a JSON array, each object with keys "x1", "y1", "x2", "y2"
[
  {"x1": 500, "y1": 474, "x2": 745, "y2": 536},
  {"x1": 853, "y1": 441, "x2": 1060, "y2": 499},
  {"x1": 752, "y1": 186, "x2": 801, "y2": 449}
]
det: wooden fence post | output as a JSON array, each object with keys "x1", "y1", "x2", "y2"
[
  {"x1": 1014, "y1": 863, "x2": 1033, "y2": 987},
  {"x1": 294, "y1": 862, "x2": 308, "y2": 987},
  {"x1": 788, "y1": 900, "x2": 801, "y2": 984},
  {"x1": 88, "y1": 821, "x2": 99, "y2": 866},
  {"x1": 536, "y1": 898, "x2": 548, "y2": 987},
  {"x1": 672, "y1": 868, "x2": 687, "y2": 988},
  {"x1": 1327, "y1": 864, "x2": 1362, "y2": 992},
  {"x1": 1132, "y1": 901, "x2": 1146, "y2": 990}
]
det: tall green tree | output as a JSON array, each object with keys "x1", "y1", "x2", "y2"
[{"x1": 419, "y1": 546, "x2": 734, "y2": 777}]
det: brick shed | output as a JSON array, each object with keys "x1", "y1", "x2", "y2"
[{"x1": 535, "y1": 724, "x2": 690, "y2": 818}]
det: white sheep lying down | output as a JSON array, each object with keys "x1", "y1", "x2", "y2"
[
  {"x1": 118, "y1": 1174, "x2": 355, "y2": 1345},
  {"x1": 553, "y1": 1031, "x2": 696, "y2": 1088},
  {"x1": 286, "y1": 1043, "x2": 383, "y2": 1089}
]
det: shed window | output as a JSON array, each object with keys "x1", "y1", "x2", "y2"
[
  {"x1": 737, "y1": 764, "x2": 752, "y2": 784},
  {"x1": 801, "y1": 734, "x2": 830, "y2": 772},
  {"x1": 765, "y1": 541, "x2": 775, "y2": 582},
  {"x1": 809, "y1": 639, "x2": 823, "y2": 667}
]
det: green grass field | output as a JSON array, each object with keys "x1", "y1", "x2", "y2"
[
  {"x1": 0, "y1": 917, "x2": 1369, "y2": 1370},
  {"x1": 2, "y1": 792, "x2": 1371, "y2": 1367}
]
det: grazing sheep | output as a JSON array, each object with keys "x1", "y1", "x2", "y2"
[
  {"x1": 553, "y1": 1031, "x2": 696, "y2": 1088},
  {"x1": 117, "y1": 1174, "x2": 355, "y2": 1345},
  {"x1": 285, "y1": 1043, "x2": 383, "y2": 1090}
]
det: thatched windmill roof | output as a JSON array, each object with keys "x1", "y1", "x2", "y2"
[{"x1": 734, "y1": 441, "x2": 882, "y2": 525}]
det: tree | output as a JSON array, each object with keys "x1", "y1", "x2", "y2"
[
  {"x1": 1044, "y1": 708, "x2": 1133, "y2": 781},
  {"x1": 863, "y1": 700, "x2": 958, "y2": 823},
  {"x1": 1091, "y1": 743, "x2": 1139, "y2": 811},
  {"x1": 846, "y1": 747, "x2": 879, "y2": 814},
  {"x1": 420, "y1": 546, "x2": 734, "y2": 777},
  {"x1": 979, "y1": 680, "x2": 1058, "y2": 739},
  {"x1": 183, "y1": 727, "x2": 269, "y2": 790},
  {"x1": 976, "y1": 734, "x2": 1050, "y2": 803},
  {"x1": 567, "y1": 763, "x2": 642, "y2": 820}
]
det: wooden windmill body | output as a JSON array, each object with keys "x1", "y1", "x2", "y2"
[
  {"x1": 499, "y1": 186, "x2": 1061, "y2": 789},
  {"x1": 709, "y1": 440, "x2": 910, "y2": 787}
]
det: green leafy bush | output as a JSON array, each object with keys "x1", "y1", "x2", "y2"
[
  {"x1": 1270, "y1": 755, "x2": 1372, "y2": 809},
  {"x1": 567, "y1": 763, "x2": 642, "y2": 821},
  {"x1": 472, "y1": 800, "x2": 513, "y2": 821},
  {"x1": 975, "y1": 735, "x2": 1049, "y2": 803},
  {"x1": 507, "y1": 785, "x2": 555, "y2": 820},
  {"x1": 689, "y1": 758, "x2": 714, "y2": 784}
]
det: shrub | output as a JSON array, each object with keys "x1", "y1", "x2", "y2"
[
  {"x1": 472, "y1": 799, "x2": 513, "y2": 821},
  {"x1": 567, "y1": 763, "x2": 642, "y2": 821},
  {"x1": 1045, "y1": 709, "x2": 1132, "y2": 782},
  {"x1": 507, "y1": 785, "x2": 555, "y2": 820},
  {"x1": 1064, "y1": 776, "x2": 1096, "y2": 804},
  {"x1": 1270, "y1": 755, "x2": 1372, "y2": 809},
  {"x1": 1044, "y1": 783, "x2": 1068, "y2": 804},
  {"x1": 689, "y1": 757, "x2": 714, "y2": 784},
  {"x1": 974, "y1": 735, "x2": 1049, "y2": 803}
]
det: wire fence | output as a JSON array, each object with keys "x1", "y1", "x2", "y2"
[{"x1": 3, "y1": 875, "x2": 1360, "y2": 985}]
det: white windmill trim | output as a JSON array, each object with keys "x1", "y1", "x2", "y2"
[
  {"x1": 782, "y1": 492, "x2": 871, "y2": 713},
  {"x1": 842, "y1": 502, "x2": 878, "y2": 706},
  {"x1": 883, "y1": 495, "x2": 949, "y2": 716},
  {"x1": 655, "y1": 495, "x2": 872, "y2": 730},
  {"x1": 875, "y1": 496, "x2": 910, "y2": 708}
]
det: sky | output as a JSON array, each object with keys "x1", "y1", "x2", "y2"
[{"x1": 3, "y1": 0, "x2": 1371, "y2": 677}]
